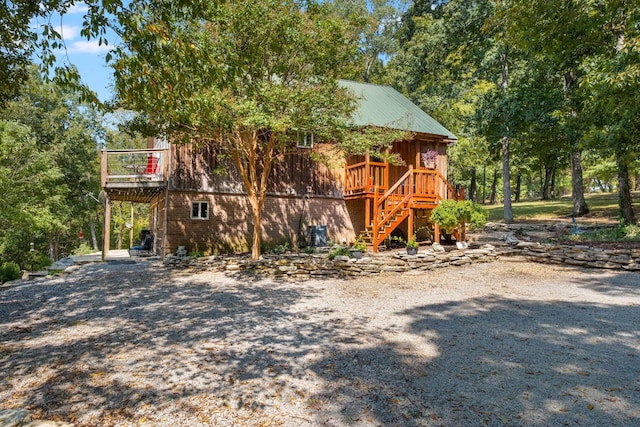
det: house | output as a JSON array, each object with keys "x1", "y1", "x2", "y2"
[{"x1": 99, "y1": 80, "x2": 463, "y2": 258}]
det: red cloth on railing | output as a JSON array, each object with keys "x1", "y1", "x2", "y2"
[{"x1": 145, "y1": 156, "x2": 159, "y2": 174}]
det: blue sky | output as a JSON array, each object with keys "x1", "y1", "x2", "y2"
[{"x1": 33, "y1": 2, "x2": 116, "y2": 102}]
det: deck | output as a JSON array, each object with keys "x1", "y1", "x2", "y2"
[
  {"x1": 344, "y1": 159, "x2": 465, "y2": 251},
  {"x1": 100, "y1": 148, "x2": 169, "y2": 203}
]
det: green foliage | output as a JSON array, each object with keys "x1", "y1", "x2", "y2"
[
  {"x1": 352, "y1": 236, "x2": 367, "y2": 252},
  {"x1": 190, "y1": 250, "x2": 204, "y2": 259},
  {"x1": 406, "y1": 236, "x2": 419, "y2": 248},
  {"x1": 1, "y1": 68, "x2": 104, "y2": 263},
  {"x1": 272, "y1": 242, "x2": 289, "y2": 255},
  {"x1": 22, "y1": 250, "x2": 52, "y2": 272},
  {"x1": 568, "y1": 224, "x2": 640, "y2": 243},
  {"x1": 328, "y1": 246, "x2": 351, "y2": 260},
  {"x1": 391, "y1": 235, "x2": 418, "y2": 248},
  {"x1": 72, "y1": 242, "x2": 96, "y2": 256},
  {"x1": 431, "y1": 200, "x2": 488, "y2": 233},
  {"x1": 0, "y1": 261, "x2": 21, "y2": 283}
]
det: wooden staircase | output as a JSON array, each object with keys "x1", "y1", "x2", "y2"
[{"x1": 355, "y1": 166, "x2": 464, "y2": 252}]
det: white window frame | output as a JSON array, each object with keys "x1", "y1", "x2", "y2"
[
  {"x1": 191, "y1": 201, "x2": 209, "y2": 220},
  {"x1": 297, "y1": 132, "x2": 314, "y2": 149}
]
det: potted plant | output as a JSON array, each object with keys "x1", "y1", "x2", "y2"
[
  {"x1": 391, "y1": 235, "x2": 419, "y2": 255},
  {"x1": 421, "y1": 150, "x2": 438, "y2": 169},
  {"x1": 406, "y1": 236, "x2": 419, "y2": 255},
  {"x1": 350, "y1": 236, "x2": 368, "y2": 259}
]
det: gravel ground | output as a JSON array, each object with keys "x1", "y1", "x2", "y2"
[{"x1": 1, "y1": 258, "x2": 639, "y2": 426}]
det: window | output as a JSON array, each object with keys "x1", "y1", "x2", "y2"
[
  {"x1": 191, "y1": 201, "x2": 209, "y2": 220},
  {"x1": 297, "y1": 132, "x2": 314, "y2": 149}
]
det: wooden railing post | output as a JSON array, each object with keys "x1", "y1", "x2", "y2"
[
  {"x1": 372, "y1": 185, "x2": 379, "y2": 252},
  {"x1": 100, "y1": 149, "x2": 108, "y2": 187}
]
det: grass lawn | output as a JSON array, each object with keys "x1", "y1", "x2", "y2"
[{"x1": 483, "y1": 191, "x2": 640, "y2": 224}]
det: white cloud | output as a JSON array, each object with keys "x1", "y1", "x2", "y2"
[
  {"x1": 67, "y1": 3, "x2": 89, "y2": 14},
  {"x1": 55, "y1": 24, "x2": 81, "y2": 40},
  {"x1": 67, "y1": 40, "x2": 111, "y2": 54}
]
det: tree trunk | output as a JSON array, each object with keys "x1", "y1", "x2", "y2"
[
  {"x1": 616, "y1": 152, "x2": 636, "y2": 224},
  {"x1": 248, "y1": 194, "x2": 263, "y2": 260},
  {"x1": 229, "y1": 130, "x2": 276, "y2": 260},
  {"x1": 542, "y1": 168, "x2": 550, "y2": 199},
  {"x1": 490, "y1": 169, "x2": 498, "y2": 204},
  {"x1": 550, "y1": 168, "x2": 556, "y2": 198},
  {"x1": 482, "y1": 165, "x2": 487, "y2": 203},
  {"x1": 571, "y1": 146, "x2": 589, "y2": 216},
  {"x1": 564, "y1": 68, "x2": 589, "y2": 216},
  {"x1": 89, "y1": 214, "x2": 99, "y2": 250},
  {"x1": 48, "y1": 237, "x2": 58, "y2": 262},
  {"x1": 502, "y1": 136, "x2": 513, "y2": 222},
  {"x1": 515, "y1": 171, "x2": 521, "y2": 202},
  {"x1": 500, "y1": 51, "x2": 513, "y2": 223},
  {"x1": 116, "y1": 226, "x2": 123, "y2": 250},
  {"x1": 469, "y1": 167, "x2": 477, "y2": 202}
]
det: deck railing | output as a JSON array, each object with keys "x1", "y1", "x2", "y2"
[
  {"x1": 101, "y1": 148, "x2": 168, "y2": 187},
  {"x1": 344, "y1": 160, "x2": 388, "y2": 195}
]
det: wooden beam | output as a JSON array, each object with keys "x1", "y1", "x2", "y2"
[
  {"x1": 408, "y1": 208, "x2": 414, "y2": 240},
  {"x1": 365, "y1": 198, "x2": 371, "y2": 231}
]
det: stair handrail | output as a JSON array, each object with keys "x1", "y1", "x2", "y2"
[
  {"x1": 377, "y1": 166, "x2": 412, "y2": 203},
  {"x1": 372, "y1": 166, "x2": 414, "y2": 249},
  {"x1": 430, "y1": 168, "x2": 461, "y2": 201}
]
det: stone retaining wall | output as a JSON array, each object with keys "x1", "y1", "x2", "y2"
[
  {"x1": 512, "y1": 243, "x2": 640, "y2": 271},
  {"x1": 163, "y1": 245, "x2": 499, "y2": 278}
]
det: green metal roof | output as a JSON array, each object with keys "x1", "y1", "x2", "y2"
[{"x1": 339, "y1": 80, "x2": 457, "y2": 140}]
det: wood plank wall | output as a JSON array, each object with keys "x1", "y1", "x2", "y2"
[{"x1": 170, "y1": 142, "x2": 343, "y2": 197}]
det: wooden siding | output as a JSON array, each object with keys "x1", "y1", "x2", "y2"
[{"x1": 170, "y1": 142, "x2": 344, "y2": 197}]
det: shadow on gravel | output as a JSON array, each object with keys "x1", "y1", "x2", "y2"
[
  {"x1": 309, "y1": 270, "x2": 640, "y2": 426},
  {"x1": 1, "y1": 263, "x2": 639, "y2": 426},
  {"x1": 0, "y1": 262, "x2": 354, "y2": 424}
]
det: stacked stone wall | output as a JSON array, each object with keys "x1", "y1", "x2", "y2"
[{"x1": 163, "y1": 246, "x2": 499, "y2": 278}]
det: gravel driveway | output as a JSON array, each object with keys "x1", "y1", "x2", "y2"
[{"x1": 1, "y1": 258, "x2": 639, "y2": 426}]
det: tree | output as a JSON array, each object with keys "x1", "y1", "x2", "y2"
[
  {"x1": 2, "y1": 68, "x2": 103, "y2": 261},
  {"x1": 0, "y1": 119, "x2": 63, "y2": 268},
  {"x1": 392, "y1": 0, "x2": 520, "y2": 222},
  {"x1": 497, "y1": 0, "x2": 606, "y2": 216},
  {"x1": 581, "y1": 0, "x2": 639, "y2": 224},
  {"x1": 329, "y1": 0, "x2": 407, "y2": 83},
  {"x1": 110, "y1": 0, "x2": 396, "y2": 259},
  {"x1": 0, "y1": 1, "x2": 38, "y2": 104}
]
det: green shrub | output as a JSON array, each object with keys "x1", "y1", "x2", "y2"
[
  {"x1": 72, "y1": 242, "x2": 96, "y2": 256},
  {"x1": 431, "y1": 200, "x2": 488, "y2": 233},
  {"x1": 0, "y1": 261, "x2": 21, "y2": 283},
  {"x1": 352, "y1": 235, "x2": 367, "y2": 252},
  {"x1": 328, "y1": 246, "x2": 351, "y2": 260},
  {"x1": 391, "y1": 235, "x2": 418, "y2": 248},
  {"x1": 569, "y1": 223, "x2": 640, "y2": 242},
  {"x1": 25, "y1": 251, "x2": 52, "y2": 272}
]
